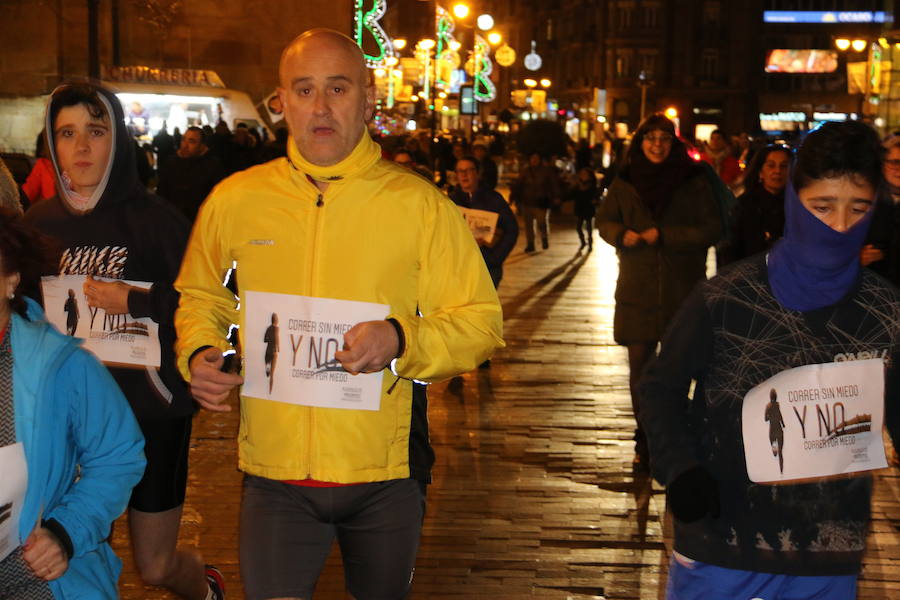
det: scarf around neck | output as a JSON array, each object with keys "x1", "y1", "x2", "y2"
[
  {"x1": 628, "y1": 147, "x2": 696, "y2": 215},
  {"x1": 286, "y1": 129, "x2": 381, "y2": 184},
  {"x1": 767, "y1": 181, "x2": 873, "y2": 312}
]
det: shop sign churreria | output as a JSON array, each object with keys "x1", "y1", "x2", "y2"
[{"x1": 102, "y1": 65, "x2": 226, "y2": 88}]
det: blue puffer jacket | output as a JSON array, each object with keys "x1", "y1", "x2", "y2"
[{"x1": 11, "y1": 298, "x2": 145, "y2": 599}]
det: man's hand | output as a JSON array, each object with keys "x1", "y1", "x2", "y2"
[
  {"x1": 334, "y1": 320, "x2": 399, "y2": 375},
  {"x1": 189, "y1": 347, "x2": 243, "y2": 412},
  {"x1": 23, "y1": 527, "x2": 68, "y2": 581},
  {"x1": 640, "y1": 227, "x2": 660, "y2": 246},
  {"x1": 860, "y1": 244, "x2": 885, "y2": 266},
  {"x1": 83, "y1": 275, "x2": 134, "y2": 315},
  {"x1": 622, "y1": 230, "x2": 642, "y2": 248}
]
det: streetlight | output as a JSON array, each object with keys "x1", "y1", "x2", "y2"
[
  {"x1": 452, "y1": 3, "x2": 469, "y2": 19},
  {"x1": 834, "y1": 37, "x2": 874, "y2": 119},
  {"x1": 487, "y1": 31, "x2": 502, "y2": 46},
  {"x1": 393, "y1": 38, "x2": 407, "y2": 51},
  {"x1": 540, "y1": 78, "x2": 551, "y2": 88},
  {"x1": 524, "y1": 78, "x2": 537, "y2": 88}
]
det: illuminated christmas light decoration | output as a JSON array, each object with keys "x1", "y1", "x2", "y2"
[
  {"x1": 473, "y1": 33, "x2": 496, "y2": 102},
  {"x1": 354, "y1": 0, "x2": 396, "y2": 68},
  {"x1": 435, "y1": 6, "x2": 460, "y2": 90}
]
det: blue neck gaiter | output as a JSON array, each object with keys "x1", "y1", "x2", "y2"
[{"x1": 767, "y1": 181, "x2": 872, "y2": 312}]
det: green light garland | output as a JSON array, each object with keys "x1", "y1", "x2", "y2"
[
  {"x1": 473, "y1": 34, "x2": 496, "y2": 102},
  {"x1": 435, "y1": 6, "x2": 458, "y2": 89},
  {"x1": 354, "y1": 0, "x2": 395, "y2": 68}
]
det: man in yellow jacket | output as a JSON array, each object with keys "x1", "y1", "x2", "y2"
[{"x1": 174, "y1": 28, "x2": 504, "y2": 600}]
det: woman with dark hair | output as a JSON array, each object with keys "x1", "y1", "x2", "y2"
[
  {"x1": 640, "y1": 120, "x2": 900, "y2": 598},
  {"x1": 0, "y1": 207, "x2": 144, "y2": 598},
  {"x1": 23, "y1": 81, "x2": 224, "y2": 600},
  {"x1": 596, "y1": 113, "x2": 720, "y2": 468},
  {"x1": 721, "y1": 143, "x2": 793, "y2": 265}
]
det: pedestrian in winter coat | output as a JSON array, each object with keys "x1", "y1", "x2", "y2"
[
  {"x1": 511, "y1": 152, "x2": 563, "y2": 252},
  {"x1": 596, "y1": 113, "x2": 720, "y2": 468},
  {"x1": 567, "y1": 167, "x2": 599, "y2": 250},
  {"x1": 640, "y1": 119, "x2": 900, "y2": 600},
  {"x1": 0, "y1": 208, "x2": 145, "y2": 599},
  {"x1": 720, "y1": 143, "x2": 793, "y2": 265}
]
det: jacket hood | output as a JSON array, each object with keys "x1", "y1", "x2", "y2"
[{"x1": 45, "y1": 81, "x2": 141, "y2": 212}]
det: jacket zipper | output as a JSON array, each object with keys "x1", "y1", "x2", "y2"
[{"x1": 306, "y1": 186, "x2": 325, "y2": 478}]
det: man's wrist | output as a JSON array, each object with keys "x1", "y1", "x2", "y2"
[{"x1": 385, "y1": 318, "x2": 405, "y2": 358}]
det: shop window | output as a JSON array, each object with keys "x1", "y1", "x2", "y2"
[{"x1": 700, "y1": 49, "x2": 720, "y2": 83}]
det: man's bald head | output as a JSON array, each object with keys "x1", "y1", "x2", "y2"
[{"x1": 279, "y1": 28, "x2": 369, "y2": 88}]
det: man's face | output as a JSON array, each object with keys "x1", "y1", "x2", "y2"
[
  {"x1": 180, "y1": 130, "x2": 205, "y2": 158},
  {"x1": 456, "y1": 159, "x2": 479, "y2": 193},
  {"x1": 709, "y1": 133, "x2": 726, "y2": 152},
  {"x1": 277, "y1": 34, "x2": 375, "y2": 166}
]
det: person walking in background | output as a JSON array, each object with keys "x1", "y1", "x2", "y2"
[
  {"x1": 568, "y1": 167, "x2": 599, "y2": 251},
  {"x1": 22, "y1": 130, "x2": 56, "y2": 206},
  {"x1": 701, "y1": 129, "x2": 742, "y2": 189},
  {"x1": 472, "y1": 143, "x2": 498, "y2": 192},
  {"x1": 720, "y1": 143, "x2": 793, "y2": 265},
  {"x1": 156, "y1": 126, "x2": 227, "y2": 223},
  {"x1": 640, "y1": 120, "x2": 900, "y2": 600},
  {"x1": 596, "y1": 113, "x2": 720, "y2": 469},
  {"x1": 24, "y1": 81, "x2": 224, "y2": 600},
  {"x1": 0, "y1": 208, "x2": 145, "y2": 599},
  {"x1": 511, "y1": 152, "x2": 562, "y2": 252}
]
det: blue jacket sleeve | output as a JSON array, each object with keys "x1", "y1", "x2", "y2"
[
  {"x1": 44, "y1": 350, "x2": 146, "y2": 557},
  {"x1": 482, "y1": 192, "x2": 519, "y2": 267}
]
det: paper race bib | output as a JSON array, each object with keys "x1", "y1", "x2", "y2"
[
  {"x1": 242, "y1": 291, "x2": 390, "y2": 411},
  {"x1": 741, "y1": 359, "x2": 887, "y2": 484},
  {"x1": 0, "y1": 442, "x2": 27, "y2": 562},
  {"x1": 41, "y1": 275, "x2": 160, "y2": 368}
]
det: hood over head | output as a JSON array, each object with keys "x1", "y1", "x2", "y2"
[{"x1": 45, "y1": 80, "x2": 141, "y2": 212}]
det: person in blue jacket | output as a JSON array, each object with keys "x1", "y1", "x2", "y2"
[{"x1": 0, "y1": 207, "x2": 145, "y2": 599}]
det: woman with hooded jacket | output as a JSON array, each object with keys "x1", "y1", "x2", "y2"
[
  {"x1": 596, "y1": 113, "x2": 721, "y2": 468},
  {"x1": 0, "y1": 208, "x2": 144, "y2": 599},
  {"x1": 23, "y1": 82, "x2": 224, "y2": 600}
]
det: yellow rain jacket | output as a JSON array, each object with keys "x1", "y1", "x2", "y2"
[{"x1": 175, "y1": 133, "x2": 504, "y2": 483}]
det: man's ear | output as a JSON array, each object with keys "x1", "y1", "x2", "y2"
[{"x1": 364, "y1": 84, "x2": 376, "y2": 123}]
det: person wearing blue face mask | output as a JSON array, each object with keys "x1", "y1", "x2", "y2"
[{"x1": 638, "y1": 120, "x2": 900, "y2": 599}]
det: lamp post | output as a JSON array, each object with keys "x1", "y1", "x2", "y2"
[{"x1": 637, "y1": 70, "x2": 652, "y2": 122}]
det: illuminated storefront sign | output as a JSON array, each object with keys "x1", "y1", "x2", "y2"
[
  {"x1": 765, "y1": 50, "x2": 838, "y2": 73},
  {"x1": 103, "y1": 66, "x2": 225, "y2": 88},
  {"x1": 763, "y1": 11, "x2": 888, "y2": 24}
]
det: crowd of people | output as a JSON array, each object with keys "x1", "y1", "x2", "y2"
[{"x1": 1, "y1": 23, "x2": 900, "y2": 600}]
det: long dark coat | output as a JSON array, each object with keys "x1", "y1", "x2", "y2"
[{"x1": 596, "y1": 172, "x2": 721, "y2": 344}]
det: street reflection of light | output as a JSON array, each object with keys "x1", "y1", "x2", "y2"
[
  {"x1": 851, "y1": 39, "x2": 867, "y2": 52},
  {"x1": 835, "y1": 38, "x2": 851, "y2": 51},
  {"x1": 487, "y1": 31, "x2": 502, "y2": 45}
]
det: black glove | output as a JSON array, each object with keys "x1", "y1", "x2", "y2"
[{"x1": 666, "y1": 465, "x2": 720, "y2": 523}]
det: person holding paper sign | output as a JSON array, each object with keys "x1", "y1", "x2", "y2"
[
  {"x1": 640, "y1": 121, "x2": 900, "y2": 598},
  {"x1": 175, "y1": 29, "x2": 504, "y2": 600},
  {"x1": 23, "y1": 82, "x2": 225, "y2": 600},
  {"x1": 0, "y1": 208, "x2": 145, "y2": 599},
  {"x1": 450, "y1": 155, "x2": 519, "y2": 289}
]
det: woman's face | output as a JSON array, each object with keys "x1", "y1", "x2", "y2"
[
  {"x1": 883, "y1": 146, "x2": 900, "y2": 189},
  {"x1": 641, "y1": 129, "x2": 673, "y2": 164},
  {"x1": 759, "y1": 150, "x2": 791, "y2": 194},
  {"x1": 797, "y1": 175, "x2": 875, "y2": 233},
  {"x1": 53, "y1": 103, "x2": 113, "y2": 197}
]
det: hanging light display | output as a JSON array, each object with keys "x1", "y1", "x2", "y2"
[
  {"x1": 435, "y1": 5, "x2": 460, "y2": 90},
  {"x1": 354, "y1": 0, "x2": 396, "y2": 68},
  {"x1": 472, "y1": 33, "x2": 496, "y2": 102}
]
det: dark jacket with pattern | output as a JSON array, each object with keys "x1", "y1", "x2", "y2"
[{"x1": 640, "y1": 255, "x2": 900, "y2": 575}]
